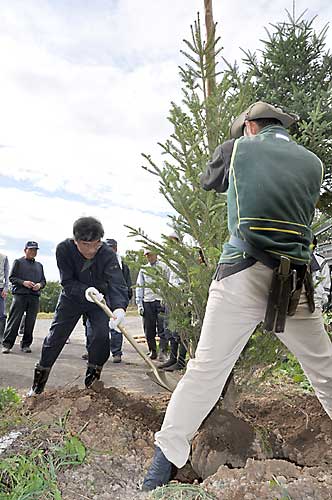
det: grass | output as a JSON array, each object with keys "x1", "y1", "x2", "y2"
[
  {"x1": 150, "y1": 483, "x2": 216, "y2": 499},
  {"x1": 37, "y1": 312, "x2": 54, "y2": 319},
  {"x1": 272, "y1": 354, "x2": 313, "y2": 392},
  {"x1": 0, "y1": 434, "x2": 86, "y2": 499},
  {"x1": 0, "y1": 390, "x2": 86, "y2": 500},
  {"x1": 0, "y1": 388, "x2": 21, "y2": 412},
  {"x1": 0, "y1": 388, "x2": 22, "y2": 435}
]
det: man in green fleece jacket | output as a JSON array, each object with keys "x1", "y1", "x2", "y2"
[{"x1": 142, "y1": 101, "x2": 332, "y2": 491}]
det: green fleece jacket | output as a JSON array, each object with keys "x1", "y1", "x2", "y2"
[{"x1": 201, "y1": 125, "x2": 323, "y2": 266}]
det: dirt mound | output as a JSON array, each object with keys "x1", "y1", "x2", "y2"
[
  {"x1": 238, "y1": 390, "x2": 332, "y2": 466},
  {"x1": 17, "y1": 385, "x2": 332, "y2": 499},
  {"x1": 25, "y1": 384, "x2": 168, "y2": 455}
]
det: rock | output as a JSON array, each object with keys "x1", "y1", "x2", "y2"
[
  {"x1": 134, "y1": 439, "x2": 148, "y2": 449},
  {"x1": 75, "y1": 395, "x2": 91, "y2": 412}
]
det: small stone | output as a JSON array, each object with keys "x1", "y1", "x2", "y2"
[{"x1": 76, "y1": 396, "x2": 91, "y2": 412}]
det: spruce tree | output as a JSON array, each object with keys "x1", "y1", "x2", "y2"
[
  {"x1": 240, "y1": 9, "x2": 332, "y2": 213},
  {"x1": 127, "y1": 14, "x2": 252, "y2": 352}
]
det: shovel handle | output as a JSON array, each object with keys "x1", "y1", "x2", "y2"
[{"x1": 87, "y1": 292, "x2": 163, "y2": 375}]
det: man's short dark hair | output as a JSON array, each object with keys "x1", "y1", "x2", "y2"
[
  {"x1": 252, "y1": 117, "x2": 282, "y2": 130},
  {"x1": 73, "y1": 217, "x2": 104, "y2": 241}
]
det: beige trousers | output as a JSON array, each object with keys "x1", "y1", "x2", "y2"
[{"x1": 155, "y1": 262, "x2": 332, "y2": 468}]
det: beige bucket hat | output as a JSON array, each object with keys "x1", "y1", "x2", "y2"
[{"x1": 230, "y1": 101, "x2": 299, "y2": 139}]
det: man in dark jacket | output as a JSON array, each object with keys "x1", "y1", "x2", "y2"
[
  {"x1": 28, "y1": 217, "x2": 129, "y2": 396},
  {"x1": 105, "y1": 238, "x2": 132, "y2": 363},
  {"x1": 2, "y1": 241, "x2": 46, "y2": 353}
]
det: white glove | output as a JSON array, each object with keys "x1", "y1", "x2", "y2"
[
  {"x1": 85, "y1": 287, "x2": 104, "y2": 303},
  {"x1": 138, "y1": 306, "x2": 144, "y2": 317},
  {"x1": 109, "y1": 308, "x2": 126, "y2": 331}
]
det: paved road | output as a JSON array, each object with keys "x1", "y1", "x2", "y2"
[{"x1": 0, "y1": 315, "x2": 167, "y2": 396}]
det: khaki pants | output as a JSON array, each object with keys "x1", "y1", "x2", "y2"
[{"x1": 155, "y1": 262, "x2": 332, "y2": 468}]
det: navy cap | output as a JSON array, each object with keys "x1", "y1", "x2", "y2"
[
  {"x1": 106, "y1": 238, "x2": 117, "y2": 248},
  {"x1": 25, "y1": 241, "x2": 39, "y2": 249}
]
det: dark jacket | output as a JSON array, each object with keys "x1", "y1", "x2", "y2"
[
  {"x1": 10, "y1": 257, "x2": 46, "y2": 296},
  {"x1": 56, "y1": 239, "x2": 129, "y2": 310},
  {"x1": 122, "y1": 262, "x2": 133, "y2": 300}
]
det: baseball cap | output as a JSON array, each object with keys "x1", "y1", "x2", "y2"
[
  {"x1": 106, "y1": 238, "x2": 117, "y2": 247},
  {"x1": 230, "y1": 101, "x2": 299, "y2": 139},
  {"x1": 143, "y1": 249, "x2": 152, "y2": 255},
  {"x1": 25, "y1": 241, "x2": 39, "y2": 249}
]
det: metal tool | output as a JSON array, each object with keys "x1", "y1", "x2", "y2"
[{"x1": 88, "y1": 291, "x2": 178, "y2": 392}]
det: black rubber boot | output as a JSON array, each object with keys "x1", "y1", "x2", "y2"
[
  {"x1": 158, "y1": 337, "x2": 168, "y2": 362},
  {"x1": 147, "y1": 336, "x2": 157, "y2": 360},
  {"x1": 158, "y1": 356, "x2": 177, "y2": 369},
  {"x1": 164, "y1": 361, "x2": 185, "y2": 372},
  {"x1": 27, "y1": 364, "x2": 50, "y2": 396},
  {"x1": 178, "y1": 342, "x2": 187, "y2": 367},
  {"x1": 85, "y1": 365, "x2": 102, "y2": 388},
  {"x1": 142, "y1": 446, "x2": 174, "y2": 491}
]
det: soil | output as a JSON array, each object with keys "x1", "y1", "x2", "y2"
[
  {"x1": 1, "y1": 318, "x2": 332, "y2": 499},
  {"x1": 1, "y1": 382, "x2": 329, "y2": 500}
]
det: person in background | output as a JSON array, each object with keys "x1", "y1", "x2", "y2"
[
  {"x1": 105, "y1": 238, "x2": 133, "y2": 363},
  {"x1": 159, "y1": 233, "x2": 187, "y2": 372},
  {"x1": 0, "y1": 251, "x2": 9, "y2": 343},
  {"x1": 2, "y1": 242, "x2": 45, "y2": 354},
  {"x1": 136, "y1": 250, "x2": 168, "y2": 361}
]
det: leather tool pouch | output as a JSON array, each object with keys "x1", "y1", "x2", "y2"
[
  {"x1": 263, "y1": 256, "x2": 293, "y2": 333},
  {"x1": 288, "y1": 265, "x2": 306, "y2": 316},
  {"x1": 304, "y1": 267, "x2": 315, "y2": 313},
  {"x1": 264, "y1": 262, "x2": 315, "y2": 333}
]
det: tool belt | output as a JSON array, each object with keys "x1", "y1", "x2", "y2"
[
  {"x1": 228, "y1": 236, "x2": 315, "y2": 333},
  {"x1": 263, "y1": 256, "x2": 315, "y2": 334}
]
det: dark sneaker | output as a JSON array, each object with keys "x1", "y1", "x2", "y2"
[
  {"x1": 148, "y1": 351, "x2": 157, "y2": 360},
  {"x1": 21, "y1": 346, "x2": 32, "y2": 353},
  {"x1": 112, "y1": 355, "x2": 122, "y2": 363},
  {"x1": 142, "y1": 446, "x2": 174, "y2": 491}
]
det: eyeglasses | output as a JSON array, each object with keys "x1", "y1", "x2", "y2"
[{"x1": 77, "y1": 240, "x2": 102, "y2": 250}]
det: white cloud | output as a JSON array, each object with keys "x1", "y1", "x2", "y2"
[{"x1": 0, "y1": 0, "x2": 331, "y2": 280}]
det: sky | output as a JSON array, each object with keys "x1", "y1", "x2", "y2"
[{"x1": 0, "y1": 0, "x2": 331, "y2": 280}]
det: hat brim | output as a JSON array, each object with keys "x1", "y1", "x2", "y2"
[{"x1": 230, "y1": 104, "x2": 298, "y2": 139}]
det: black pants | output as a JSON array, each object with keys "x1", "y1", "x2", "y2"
[
  {"x1": 39, "y1": 293, "x2": 110, "y2": 368},
  {"x1": 3, "y1": 294, "x2": 40, "y2": 348},
  {"x1": 143, "y1": 300, "x2": 166, "y2": 353}
]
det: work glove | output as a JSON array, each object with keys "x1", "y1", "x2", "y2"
[
  {"x1": 85, "y1": 287, "x2": 104, "y2": 303},
  {"x1": 109, "y1": 308, "x2": 126, "y2": 331},
  {"x1": 138, "y1": 306, "x2": 144, "y2": 317}
]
